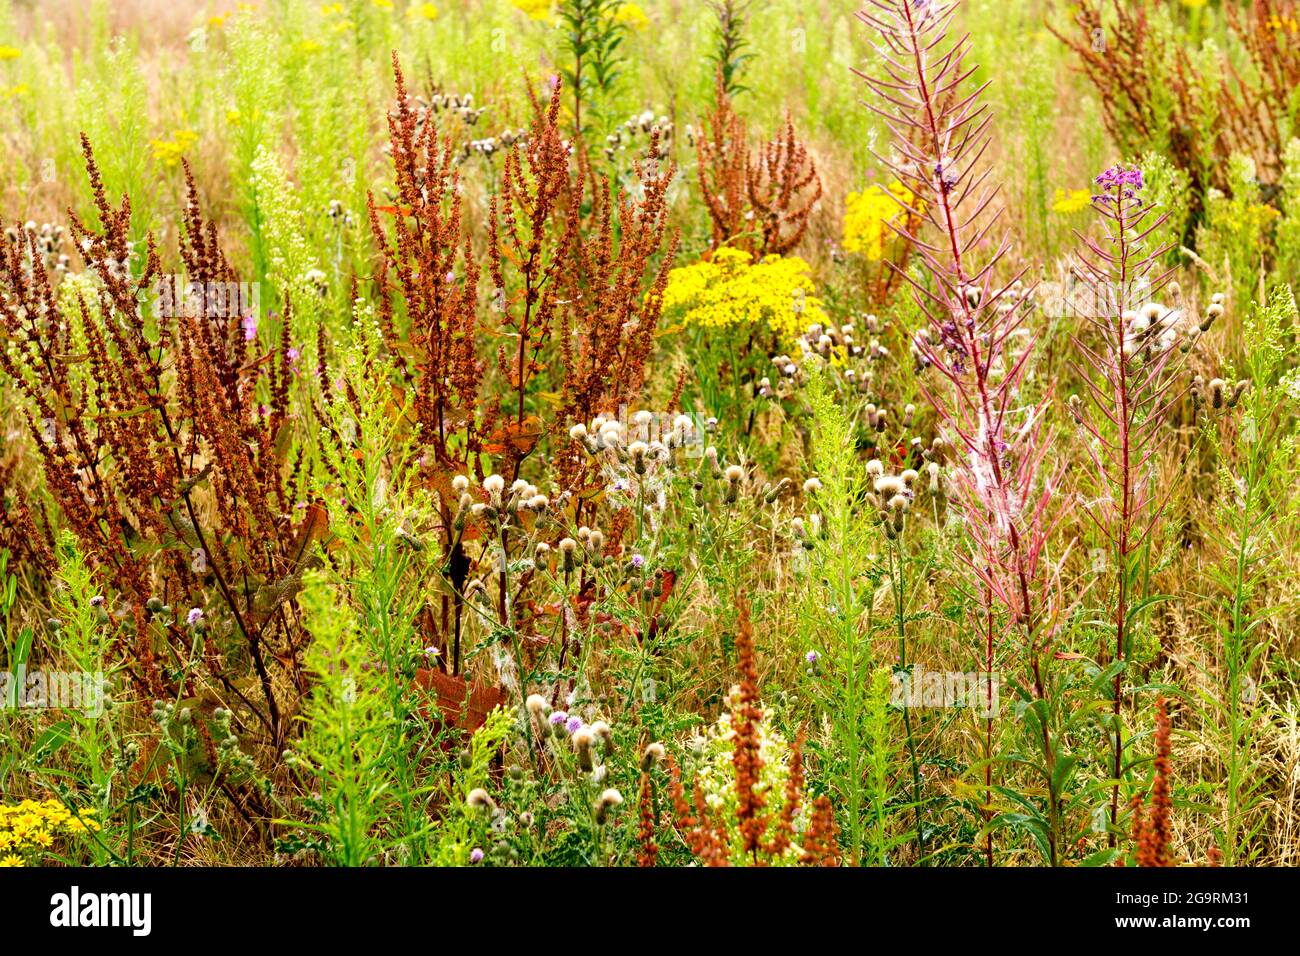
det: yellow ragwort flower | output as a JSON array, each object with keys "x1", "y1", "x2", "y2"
[
  {"x1": 511, "y1": 0, "x2": 555, "y2": 21},
  {"x1": 1051, "y1": 187, "x2": 1093, "y2": 214},
  {"x1": 661, "y1": 248, "x2": 828, "y2": 343},
  {"x1": 842, "y1": 181, "x2": 918, "y2": 261}
]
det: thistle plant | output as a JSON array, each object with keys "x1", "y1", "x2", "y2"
[{"x1": 857, "y1": 0, "x2": 1069, "y2": 864}]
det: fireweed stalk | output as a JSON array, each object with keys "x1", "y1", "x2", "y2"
[
  {"x1": 857, "y1": 0, "x2": 1069, "y2": 864},
  {"x1": 1067, "y1": 165, "x2": 1185, "y2": 842}
]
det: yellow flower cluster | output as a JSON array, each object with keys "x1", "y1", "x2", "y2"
[
  {"x1": 1052, "y1": 187, "x2": 1092, "y2": 214},
  {"x1": 0, "y1": 46, "x2": 21, "y2": 61},
  {"x1": 842, "y1": 181, "x2": 918, "y2": 260},
  {"x1": 616, "y1": 3, "x2": 649, "y2": 29},
  {"x1": 511, "y1": 0, "x2": 555, "y2": 21},
  {"x1": 661, "y1": 247, "x2": 827, "y2": 343},
  {"x1": 0, "y1": 798, "x2": 101, "y2": 866},
  {"x1": 150, "y1": 129, "x2": 199, "y2": 168},
  {"x1": 1268, "y1": 14, "x2": 1299, "y2": 33}
]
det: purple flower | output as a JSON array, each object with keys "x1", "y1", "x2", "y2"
[
  {"x1": 186, "y1": 608, "x2": 204, "y2": 626},
  {"x1": 469, "y1": 848, "x2": 484, "y2": 864},
  {"x1": 1094, "y1": 165, "x2": 1144, "y2": 201},
  {"x1": 805, "y1": 650, "x2": 819, "y2": 664},
  {"x1": 565, "y1": 715, "x2": 583, "y2": 733},
  {"x1": 630, "y1": 553, "x2": 645, "y2": 569},
  {"x1": 549, "y1": 710, "x2": 568, "y2": 726},
  {"x1": 241, "y1": 313, "x2": 258, "y2": 341}
]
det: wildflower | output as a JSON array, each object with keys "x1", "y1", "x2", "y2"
[
  {"x1": 483, "y1": 473, "x2": 505, "y2": 504},
  {"x1": 806, "y1": 650, "x2": 819, "y2": 664},
  {"x1": 615, "y1": 3, "x2": 648, "y2": 28},
  {"x1": 802, "y1": 477, "x2": 822, "y2": 495},
  {"x1": 549, "y1": 710, "x2": 568, "y2": 726},
  {"x1": 185, "y1": 607, "x2": 204, "y2": 627},
  {"x1": 572, "y1": 726, "x2": 596, "y2": 771},
  {"x1": 565, "y1": 715, "x2": 584, "y2": 734},
  {"x1": 150, "y1": 130, "x2": 199, "y2": 168},
  {"x1": 511, "y1": 0, "x2": 555, "y2": 20},
  {"x1": 526, "y1": 694, "x2": 549, "y2": 717},
  {"x1": 466, "y1": 788, "x2": 495, "y2": 812},
  {"x1": 559, "y1": 537, "x2": 579, "y2": 571},
  {"x1": 469, "y1": 847, "x2": 484, "y2": 863},
  {"x1": 241, "y1": 313, "x2": 258, "y2": 341},
  {"x1": 1051, "y1": 187, "x2": 1092, "y2": 214},
  {"x1": 0, "y1": 47, "x2": 21, "y2": 60},
  {"x1": 590, "y1": 720, "x2": 613, "y2": 746},
  {"x1": 409, "y1": 1, "x2": 438, "y2": 18},
  {"x1": 843, "y1": 181, "x2": 919, "y2": 260},
  {"x1": 1094, "y1": 164, "x2": 1144, "y2": 201},
  {"x1": 595, "y1": 788, "x2": 624, "y2": 824},
  {"x1": 641, "y1": 741, "x2": 666, "y2": 771},
  {"x1": 661, "y1": 248, "x2": 828, "y2": 344}
]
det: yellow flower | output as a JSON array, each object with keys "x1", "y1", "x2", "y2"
[
  {"x1": 842, "y1": 181, "x2": 918, "y2": 261},
  {"x1": 226, "y1": 108, "x2": 242, "y2": 124},
  {"x1": 151, "y1": 129, "x2": 199, "y2": 168},
  {"x1": 661, "y1": 248, "x2": 828, "y2": 343},
  {"x1": 0, "y1": 855, "x2": 23, "y2": 867},
  {"x1": 319, "y1": 2, "x2": 344, "y2": 14},
  {"x1": 0, "y1": 46, "x2": 21, "y2": 60},
  {"x1": 331, "y1": 18, "x2": 354, "y2": 32},
  {"x1": 2, "y1": 83, "x2": 29, "y2": 99},
  {"x1": 409, "y1": 2, "x2": 439, "y2": 20},
  {"x1": 511, "y1": 0, "x2": 555, "y2": 21},
  {"x1": 299, "y1": 39, "x2": 323, "y2": 54},
  {"x1": 372, "y1": 0, "x2": 394, "y2": 8},
  {"x1": 615, "y1": 3, "x2": 648, "y2": 29},
  {"x1": 1180, "y1": 0, "x2": 1206, "y2": 8},
  {"x1": 208, "y1": 14, "x2": 228, "y2": 28},
  {"x1": 1051, "y1": 187, "x2": 1092, "y2": 214}
]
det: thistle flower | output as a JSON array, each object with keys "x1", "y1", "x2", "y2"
[
  {"x1": 641, "y1": 741, "x2": 666, "y2": 771},
  {"x1": 558, "y1": 537, "x2": 580, "y2": 571},
  {"x1": 595, "y1": 787, "x2": 624, "y2": 824},
  {"x1": 467, "y1": 788, "x2": 496, "y2": 812},
  {"x1": 572, "y1": 726, "x2": 596, "y2": 771}
]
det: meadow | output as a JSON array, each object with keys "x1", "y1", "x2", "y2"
[{"x1": 0, "y1": 0, "x2": 1298, "y2": 869}]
